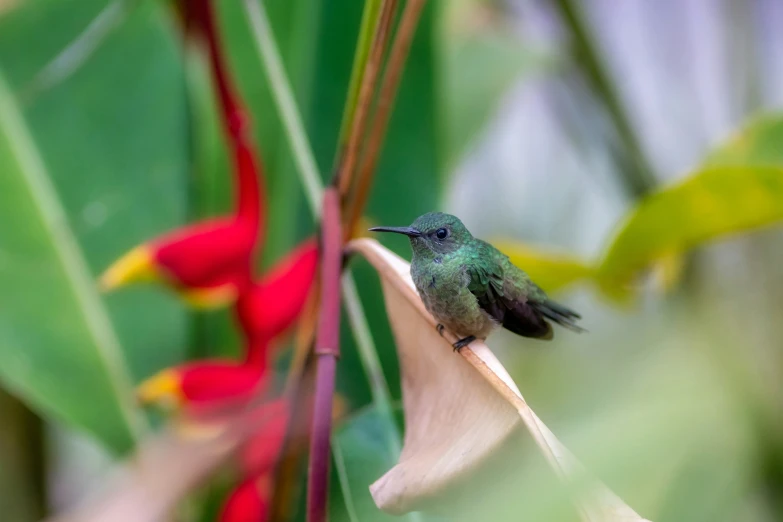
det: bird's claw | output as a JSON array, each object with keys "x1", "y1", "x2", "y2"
[
  {"x1": 452, "y1": 336, "x2": 476, "y2": 353},
  {"x1": 436, "y1": 324, "x2": 445, "y2": 337}
]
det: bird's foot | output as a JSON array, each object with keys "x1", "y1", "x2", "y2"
[
  {"x1": 436, "y1": 324, "x2": 445, "y2": 337},
  {"x1": 452, "y1": 335, "x2": 476, "y2": 353}
]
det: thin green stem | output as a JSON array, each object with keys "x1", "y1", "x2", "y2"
[
  {"x1": 552, "y1": 0, "x2": 657, "y2": 198},
  {"x1": 336, "y1": 0, "x2": 384, "y2": 153},
  {"x1": 242, "y1": 0, "x2": 322, "y2": 215},
  {"x1": 341, "y1": 274, "x2": 399, "y2": 454},
  {"x1": 331, "y1": 439, "x2": 360, "y2": 522}
]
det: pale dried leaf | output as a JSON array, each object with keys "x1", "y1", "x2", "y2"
[
  {"x1": 347, "y1": 238, "x2": 651, "y2": 522},
  {"x1": 44, "y1": 406, "x2": 273, "y2": 522}
]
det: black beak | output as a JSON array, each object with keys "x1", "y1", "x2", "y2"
[{"x1": 368, "y1": 226, "x2": 422, "y2": 238}]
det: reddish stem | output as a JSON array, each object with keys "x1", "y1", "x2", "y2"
[
  {"x1": 335, "y1": 0, "x2": 398, "y2": 197},
  {"x1": 347, "y1": 0, "x2": 427, "y2": 237},
  {"x1": 306, "y1": 189, "x2": 343, "y2": 522},
  {"x1": 186, "y1": 0, "x2": 264, "y2": 235}
]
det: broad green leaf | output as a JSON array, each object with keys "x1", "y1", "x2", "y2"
[
  {"x1": 0, "y1": 0, "x2": 189, "y2": 451},
  {"x1": 705, "y1": 115, "x2": 783, "y2": 167},
  {"x1": 597, "y1": 116, "x2": 783, "y2": 297},
  {"x1": 0, "y1": 69, "x2": 143, "y2": 452},
  {"x1": 493, "y1": 240, "x2": 594, "y2": 293},
  {"x1": 331, "y1": 407, "x2": 415, "y2": 522}
]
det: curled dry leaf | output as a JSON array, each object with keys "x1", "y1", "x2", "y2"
[{"x1": 347, "y1": 238, "x2": 651, "y2": 522}]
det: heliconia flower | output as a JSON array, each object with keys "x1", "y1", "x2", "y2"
[
  {"x1": 136, "y1": 357, "x2": 269, "y2": 415},
  {"x1": 235, "y1": 239, "x2": 319, "y2": 363},
  {"x1": 219, "y1": 475, "x2": 271, "y2": 522},
  {"x1": 100, "y1": 141, "x2": 263, "y2": 309},
  {"x1": 134, "y1": 240, "x2": 318, "y2": 415}
]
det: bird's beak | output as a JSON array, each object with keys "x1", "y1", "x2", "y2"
[{"x1": 368, "y1": 226, "x2": 422, "y2": 238}]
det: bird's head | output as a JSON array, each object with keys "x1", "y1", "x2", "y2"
[{"x1": 370, "y1": 212, "x2": 473, "y2": 259}]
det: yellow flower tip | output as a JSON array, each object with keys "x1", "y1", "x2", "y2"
[
  {"x1": 99, "y1": 245, "x2": 157, "y2": 292},
  {"x1": 181, "y1": 283, "x2": 238, "y2": 310},
  {"x1": 136, "y1": 369, "x2": 184, "y2": 410}
]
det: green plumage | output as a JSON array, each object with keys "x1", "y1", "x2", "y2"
[{"x1": 371, "y1": 212, "x2": 582, "y2": 349}]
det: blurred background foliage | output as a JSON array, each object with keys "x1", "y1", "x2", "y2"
[{"x1": 1, "y1": 0, "x2": 783, "y2": 521}]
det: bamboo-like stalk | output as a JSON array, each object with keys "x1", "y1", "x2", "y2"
[
  {"x1": 335, "y1": 0, "x2": 398, "y2": 197},
  {"x1": 335, "y1": 0, "x2": 384, "y2": 155},
  {"x1": 307, "y1": 188, "x2": 343, "y2": 522},
  {"x1": 346, "y1": 0, "x2": 427, "y2": 237}
]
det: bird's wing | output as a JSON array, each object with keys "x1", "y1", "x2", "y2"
[
  {"x1": 465, "y1": 242, "x2": 553, "y2": 339},
  {"x1": 498, "y1": 247, "x2": 585, "y2": 334}
]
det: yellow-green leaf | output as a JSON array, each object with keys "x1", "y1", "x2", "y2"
[
  {"x1": 596, "y1": 115, "x2": 783, "y2": 297},
  {"x1": 492, "y1": 241, "x2": 593, "y2": 293},
  {"x1": 597, "y1": 165, "x2": 783, "y2": 294}
]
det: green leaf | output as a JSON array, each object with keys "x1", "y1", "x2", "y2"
[
  {"x1": 332, "y1": 407, "x2": 426, "y2": 522},
  {"x1": 597, "y1": 116, "x2": 783, "y2": 297},
  {"x1": 0, "y1": 69, "x2": 143, "y2": 452},
  {"x1": 0, "y1": 0, "x2": 190, "y2": 451}
]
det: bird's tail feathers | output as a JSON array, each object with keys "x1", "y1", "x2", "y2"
[{"x1": 532, "y1": 299, "x2": 585, "y2": 333}]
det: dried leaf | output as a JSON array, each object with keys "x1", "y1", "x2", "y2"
[
  {"x1": 347, "y1": 238, "x2": 650, "y2": 521},
  {"x1": 43, "y1": 402, "x2": 278, "y2": 522},
  {"x1": 45, "y1": 429, "x2": 239, "y2": 522}
]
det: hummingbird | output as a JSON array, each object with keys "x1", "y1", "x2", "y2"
[{"x1": 370, "y1": 212, "x2": 583, "y2": 351}]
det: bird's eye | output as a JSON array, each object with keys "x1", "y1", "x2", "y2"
[{"x1": 435, "y1": 228, "x2": 448, "y2": 240}]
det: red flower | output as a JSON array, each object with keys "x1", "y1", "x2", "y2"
[
  {"x1": 136, "y1": 358, "x2": 269, "y2": 417},
  {"x1": 236, "y1": 239, "x2": 319, "y2": 365},
  {"x1": 220, "y1": 476, "x2": 271, "y2": 522},
  {"x1": 134, "y1": 240, "x2": 318, "y2": 414},
  {"x1": 100, "y1": 141, "x2": 263, "y2": 309}
]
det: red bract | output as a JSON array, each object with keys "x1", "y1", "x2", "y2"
[
  {"x1": 130, "y1": 242, "x2": 318, "y2": 415},
  {"x1": 136, "y1": 358, "x2": 269, "y2": 416},
  {"x1": 220, "y1": 476, "x2": 271, "y2": 522},
  {"x1": 236, "y1": 239, "x2": 319, "y2": 363},
  {"x1": 100, "y1": 137, "x2": 263, "y2": 310},
  {"x1": 100, "y1": 0, "x2": 264, "y2": 310}
]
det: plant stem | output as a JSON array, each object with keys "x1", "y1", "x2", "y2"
[
  {"x1": 335, "y1": 0, "x2": 398, "y2": 197},
  {"x1": 242, "y1": 3, "x2": 412, "y2": 518},
  {"x1": 242, "y1": 0, "x2": 323, "y2": 215},
  {"x1": 243, "y1": 0, "x2": 401, "y2": 426},
  {"x1": 552, "y1": 0, "x2": 657, "y2": 198},
  {"x1": 307, "y1": 188, "x2": 343, "y2": 522},
  {"x1": 341, "y1": 275, "x2": 399, "y2": 453},
  {"x1": 331, "y1": 439, "x2": 360, "y2": 522},
  {"x1": 335, "y1": 0, "x2": 384, "y2": 154},
  {"x1": 346, "y1": 0, "x2": 427, "y2": 237}
]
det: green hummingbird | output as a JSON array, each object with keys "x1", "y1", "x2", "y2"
[{"x1": 370, "y1": 212, "x2": 583, "y2": 351}]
